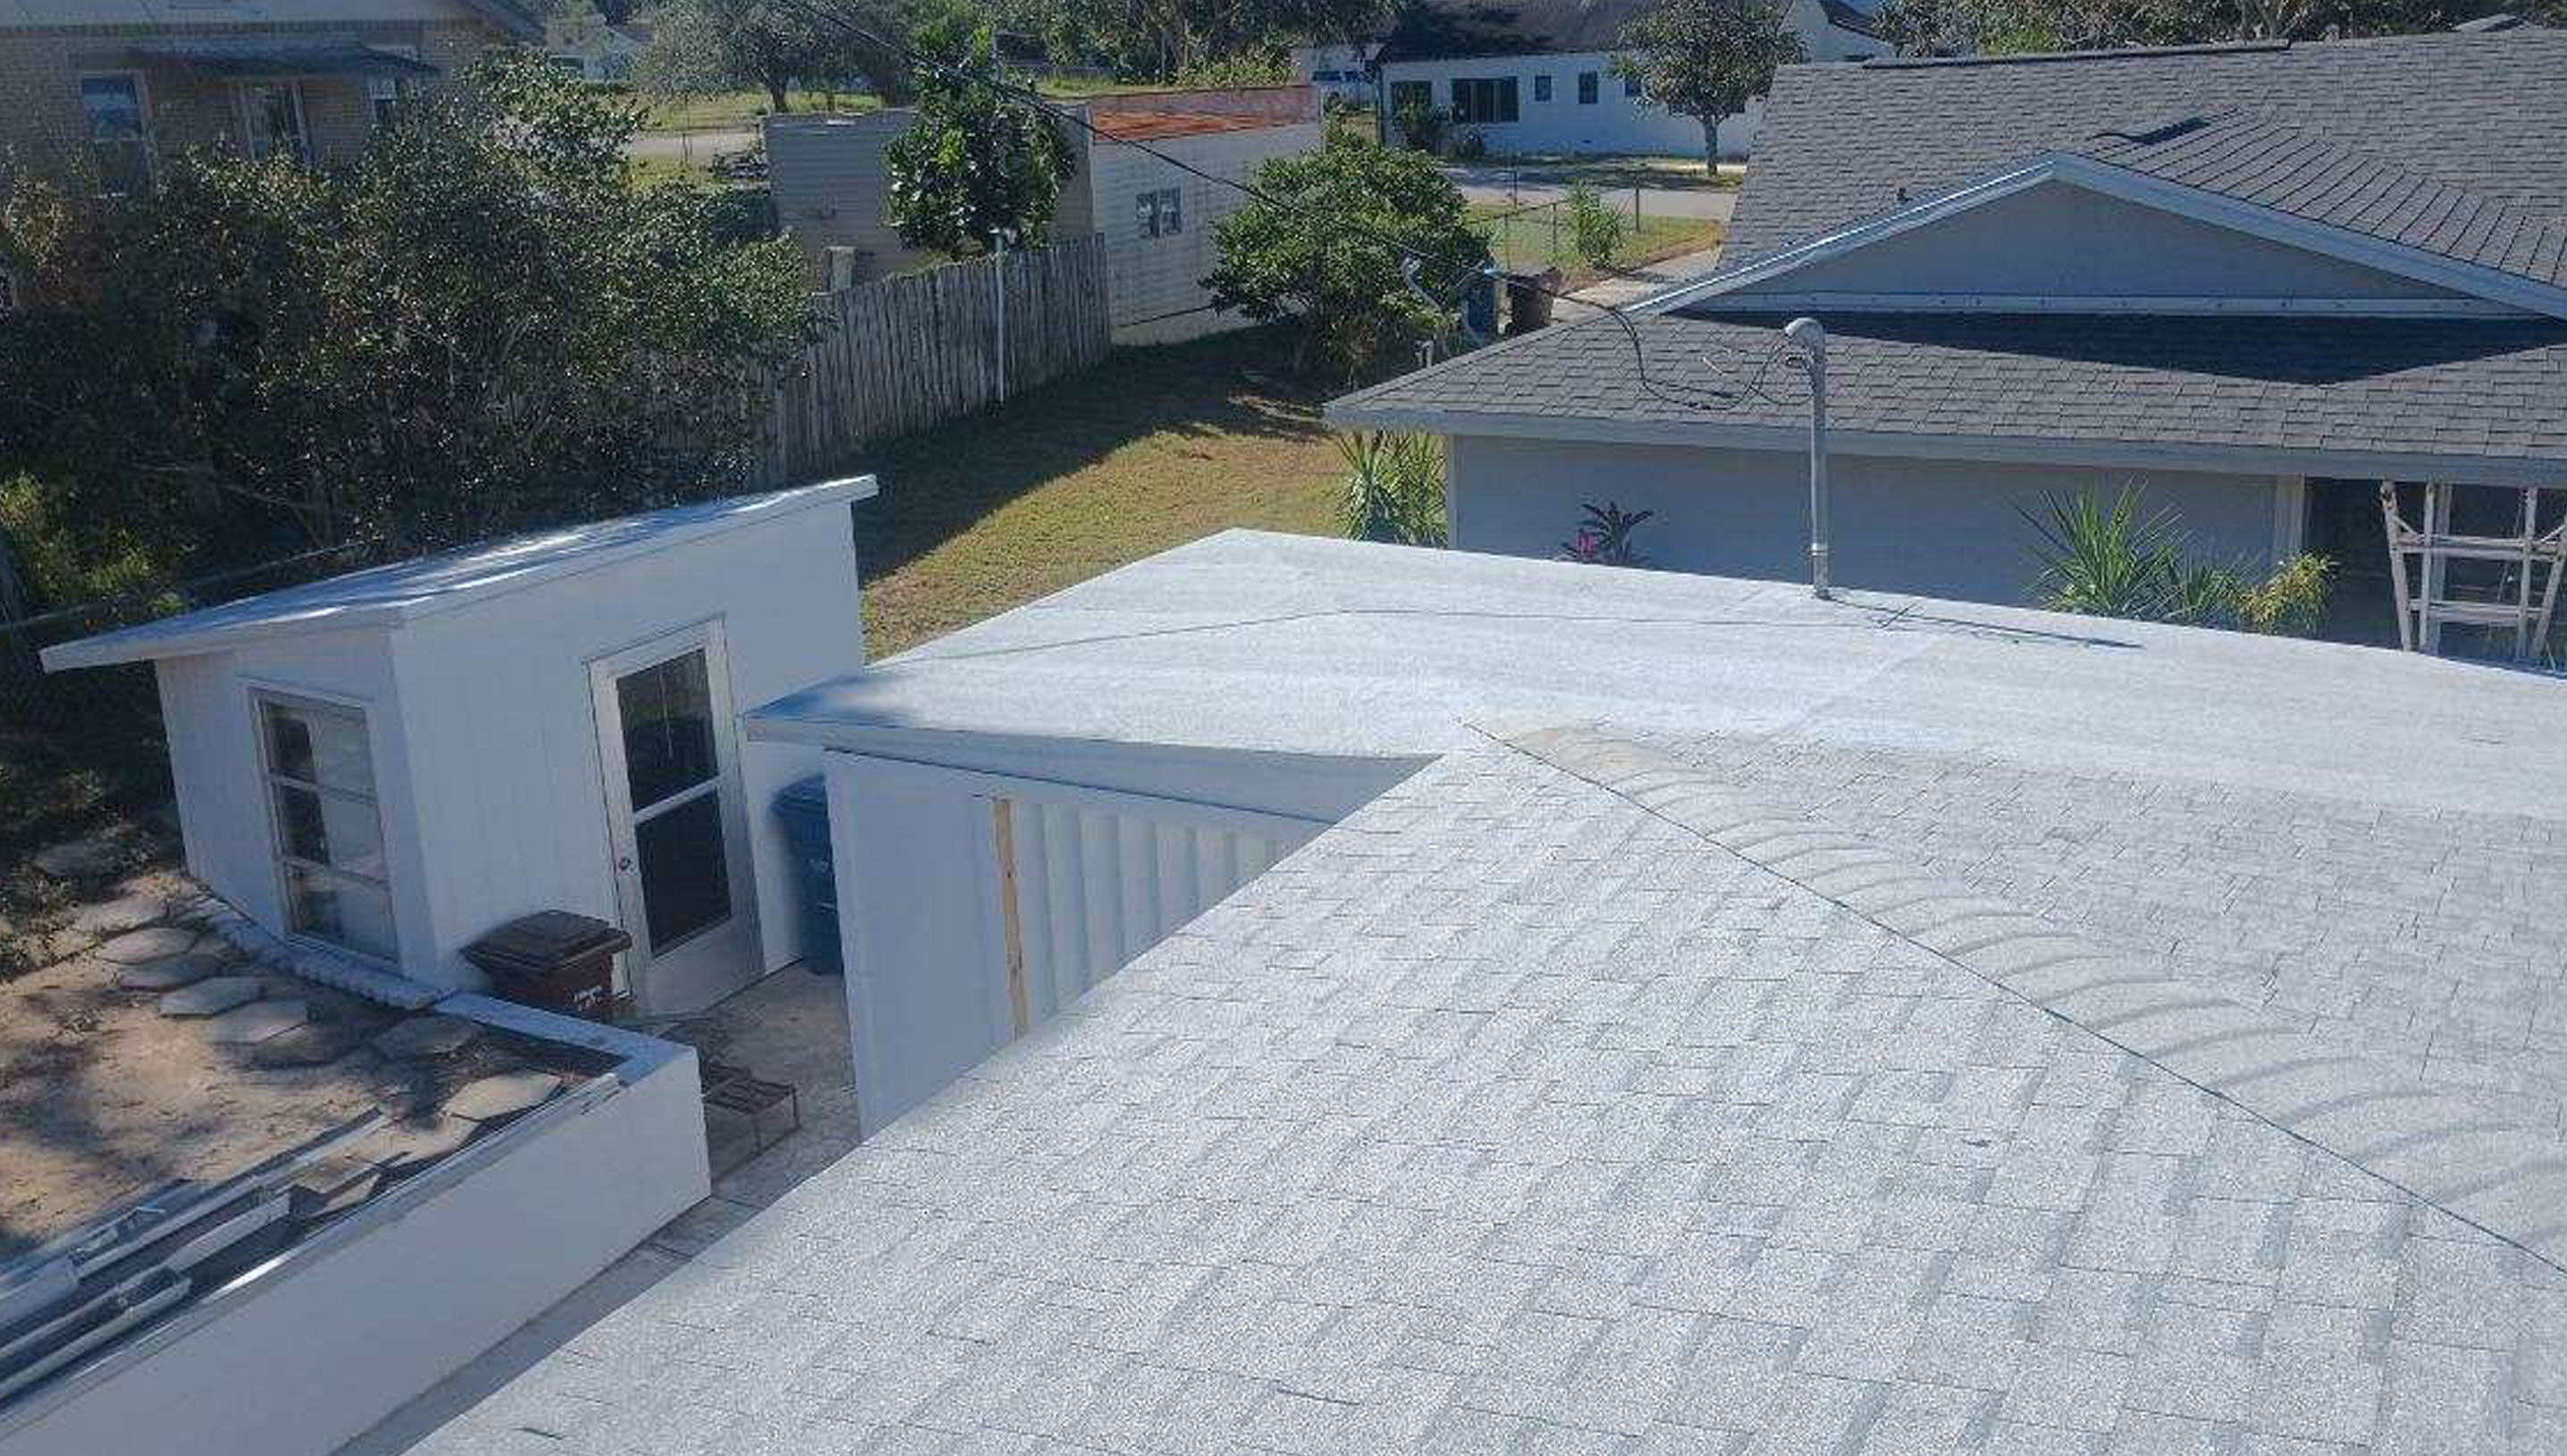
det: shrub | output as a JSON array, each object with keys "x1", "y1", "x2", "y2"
[
  {"x1": 1395, "y1": 99, "x2": 1448, "y2": 153},
  {"x1": 1565, "y1": 184, "x2": 1625, "y2": 267},
  {"x1": 2238, "y1": 552, "x2": 2336, "y2": 635},
  {"x1": 1205, "y1": 132, "x2": 1486, "y2": 379},
  {"x1": 1450, "y1": 126, "x2": 1489, "y2": 160},
  {"x1": 1561, "y1": 501, "x2": 1654, "y2": 566},
  {"x1": 1335, "y1": 432, "x2": 1446, "y2": 546},
  {"x1": 2023, "y1": 487, "x2": 2333, "y2": 635}
]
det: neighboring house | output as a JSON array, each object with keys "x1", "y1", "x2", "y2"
[
  {"x1": 1329, "y1": 26, "x2": 2567, "y2": 635},
  {"x1": 0, "y1": 0, "x2": 539, "y2": 189},
  {"x1": 423, "y1": 529, "x2": 2567, "y2": 1453},
  {"x1": 1373, "y1": 0, "x2": 1884, "y2": 158},
  {"x1": 38, "y1": 480, "x2": 875, "y2": 1014},
  {"x1": 1290, "y1": 38, "x2": 1378, "y2": 105},
  {"x1": 543, "y1": 18, "x2": 648, "y2": 82},
  {"x1": 765, "y1": 85, "x2": 1325, "y2": 343}
]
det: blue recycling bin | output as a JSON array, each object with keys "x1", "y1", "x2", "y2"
[{"x1": 771, "y1": 776, "x2": 842, "y2": 976}]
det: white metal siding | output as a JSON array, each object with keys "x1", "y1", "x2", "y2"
[
  {"x1": 388, "y1": 508, "x2": 861, "y2": 998},
  {"x1": 1082, "y1": 122, "x2": 1323, "y2": 341},
  {"x1": 829, "y1": 751, "x2": 1326, "y2": 1135},
  {"x1": 1000, "y1": 794, "x2": 1296, "y2": 1022},
  {"x1": 1377, "y1": 52, "x2": 1754, "y2": 158}
]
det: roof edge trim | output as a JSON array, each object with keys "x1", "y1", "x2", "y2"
[
  {"x1": 1317, "y1": 402, "x2": 2567, "y2": 487},
  {"x1": 1649, "y1": 154, "x2": 2567, "y2": 321}
]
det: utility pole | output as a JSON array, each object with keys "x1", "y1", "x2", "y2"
[
  {"x1": 1784, "y1": 316, "x2": 1831, "y2": 599},
  {"x1": 990, "y1": 227, "x2": 1014, "y2": 403}
]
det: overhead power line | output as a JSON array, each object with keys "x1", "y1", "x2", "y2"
[{"x1": 747, "y1": 0, "x2": 1769, "y2": 414}]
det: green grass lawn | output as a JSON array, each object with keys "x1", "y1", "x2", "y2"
[
  {"x1": 1469, "y1": 201, "x2": 1724, "y2": 284},
  {"x1": 641, "y1": 90, "x2": 882, "y2": 132},
  {"x1": 1470, "y1": 156, "x2": 1746, "y2": 190},
  {"x1": 852, "y1": 327, "x2": 1344, "y2": 657}
]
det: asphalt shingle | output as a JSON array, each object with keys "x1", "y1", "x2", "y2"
[
  {"x1": 1327, "y1": 309, "x2": 2567, "y2": 468},
  {"x1": 1730, "y1": 29, "x2": 2567, "y2": 265},
  {"x1": 416, "y1": 728, "x2": 2567, "y2": 1455}
]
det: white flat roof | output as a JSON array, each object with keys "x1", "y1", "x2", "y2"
[
  {"x1": 745, "y1": 528, "x2": 2567, "y2": 819},
  {"x1": 42, "y1": 477, "x2": 875, "y2": 672}
]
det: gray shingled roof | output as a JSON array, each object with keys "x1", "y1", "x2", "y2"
[
  {"x1": 2075, "y1": 109, "x2": 2567, "y2": 288},
  {"x1": 413, "y1": 727, "x2": 2567, "y2": 1455},
  {"x1": 1730, "y1": 28, "x2": 2567, "y2": 265},
  {"x1": 1327, "y1": 310, "x2": 2567, "y2": 472}
]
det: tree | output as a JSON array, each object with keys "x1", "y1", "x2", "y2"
[
  {"x1": 1032, "y1": 0, "x2": 1390, "y2": 80},
  {"x1": 639, "y1": 0, "x2": 918, "y2": 112},
  {"x1": 1204, "y1": 131, "x2": 1488, "y2": 378},
  {"x1": 882, "y1": 21, "x2": 1077, "y2": 257},
  {"x1": 0, "y1": 54, "x2": 812, "y2": 576},
  {"x1": 1612, "y1": 0, "x2": 1805, "y2": 175}
]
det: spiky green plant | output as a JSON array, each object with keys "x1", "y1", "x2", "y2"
[{"x1": 1334, "y1": 431, "x2": 1447, "y2": 547}]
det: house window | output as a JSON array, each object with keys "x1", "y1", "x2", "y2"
[
  {"x1": 258, "y1": 694, "x2": 397, "y2": 960},
  {"x1": 1533, "y1": 73, "x2": 1553, "y2": 102},
  {"x1": 1136, "y1": 186, "x2": 1182, "y2": 238},
  {"x1": 1577, "y1": 72, "x2": 1599, "y2": 105},
  {"x1": 1451, "y1": 76, "x2": 1519, "y2": 124},
  {"x1": 239, "y1": 81, "x2": 311, "y2": 164},
  {"x1": 79, "y1": 73, "x2": 151, "y2": 193},
  {"x1": 368, "y1": 49, "x2": 419, "y2": 128}
]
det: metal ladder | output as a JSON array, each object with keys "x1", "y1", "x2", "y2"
[{"x1": 2379, "y1": 482, "x2": 2566, "y2": 660}]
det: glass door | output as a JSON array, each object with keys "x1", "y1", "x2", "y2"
[{"x1": 591, "y1": 623, "x2": 759, "y2": 1013}]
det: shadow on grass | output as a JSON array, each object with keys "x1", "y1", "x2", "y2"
[{"x1": 848, "y1": 324, "x2": 1335, "y2": 585}]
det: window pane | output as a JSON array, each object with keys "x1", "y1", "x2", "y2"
[
  {"x1": 635, "y1": 792, "x2": 731, "y2": 951},
  {"x1": 1160, "y1": 188, "x2": 1182, "y2": 234},
  {"x1": 242, "y1": 82, "x2": 307, "y2": 164},
  {"x1": 1500, "y1": 78, "x2": 1519, "y2": 122},
  {"x1": 274, "y1": 783, "x2": 387, "y2": 879},
  {"x1": 263, "y1": 699, "x2": 374, "y2": 794},
  {"x1": 80, "y1": 76, "x2": 142, "y2": 140},
  {"x1": 1135, "y1": 191, "x2": 1157, "y2": 237},
  {"x1": 1534, "y1": 74, "x2": 1552, "y2": 102},
  {"x1": 285, "y1": 864, "x2": 397, "y2": 959},
  {"x1": 1578, "y1": 72, "x2": 1597, "y2": 104},
  {"x1": 617, "y1": 649, "x2": 717, "y2": 809}
]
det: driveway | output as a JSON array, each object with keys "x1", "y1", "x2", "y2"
[{"x1": 1443, "y1": 160, "x2": 1741, "y2": 223}]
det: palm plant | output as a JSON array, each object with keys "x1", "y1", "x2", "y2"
[
  {"x1": 2020, "y1": 488, "x2": 2205, "y2": 622},
  {"x1": 1334, "y1": 432, "x2": 1447, "y2": 547}
]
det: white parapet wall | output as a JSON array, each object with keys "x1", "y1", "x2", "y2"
[{"x1": 0, "y1": 997, "x2": 710, "y2": 1456}]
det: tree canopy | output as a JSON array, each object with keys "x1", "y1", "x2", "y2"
[
  {"x1": 1204, "y1": 131, "x2": 1487, "y2": 378},
  {"x1": 0, "y1": 54, "x2": 813, "y2": 581},
  {"x1": 1612, "y1": 0, "x2": 1806, "y2": 172},
  {"x1": 639, "y1": 0, "x2": 922, "y2": 109},
  {"x1": 883, "y1": 19, "x2": 1079, "y2": 257}
]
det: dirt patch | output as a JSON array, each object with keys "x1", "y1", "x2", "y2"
[{"x1": 0, "y1": 940, "x2": 408, "y2": 1257}]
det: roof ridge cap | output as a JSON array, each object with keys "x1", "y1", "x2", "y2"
[{"x1": 1494, "y1": 722, "x2": 2567, "y2": 1275}]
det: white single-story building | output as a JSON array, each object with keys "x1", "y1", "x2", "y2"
[
  {"x1": 39, "y1": 479, "x2": 875, "y2": 1014},
  {"x1": 1374, "y1": 0, "x2": 1884, "y2": 158},
  {"x1": 543, "y1": 19, "x2": 649, "y2": 82},
  {"x1": 765, "y1": 86, "x2": 1324, "y2": 342},
  {"x1": 1333, "y1": 29, "x2": 2567, "y2": 638}
]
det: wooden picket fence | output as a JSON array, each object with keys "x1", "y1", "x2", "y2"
[{"x1": 753, "y1": 236, "x2": 1113, "y2": 485}]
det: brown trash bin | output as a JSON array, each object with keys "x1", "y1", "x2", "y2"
[
  {"x1": 1504, "y1": 268, "x2": 1564, "y2": 335},
  {"x1": 461, "y1": 911, "x2": 632, "y2": 1018}
]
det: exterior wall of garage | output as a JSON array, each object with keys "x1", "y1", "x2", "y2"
[{"x1": 1446, "y1": 433, "x2": 2293, "y2": 607}]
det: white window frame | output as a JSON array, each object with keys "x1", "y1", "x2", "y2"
[
  {"x1": 1136, "y1": 186, "x2": 1182, "y2": 239},
  {"x1": 237, "y1": 78, "x2": 313, "y2": 164},
  {"x1": 253, "y1": 687, "x2": 400, "y2": 963},
  {"x1": 76, "y1": 70, "x2": 153, "y2": 194}
]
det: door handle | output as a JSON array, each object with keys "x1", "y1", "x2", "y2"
[{"x1": 617, "y1": 855, "x2": 634, "y2": 871}]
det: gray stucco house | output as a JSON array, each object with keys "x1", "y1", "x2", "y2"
[{"x1": 1328, "y1": 25, "x2": 2567, "y2": 632}]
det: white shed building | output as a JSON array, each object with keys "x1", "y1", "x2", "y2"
[
  {"x1": 41, "y1": 479, "x2": 874, "y2": 1014},
  {"x1": 765, "y1": 88, "x2": 1323, "y2": 342}
]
